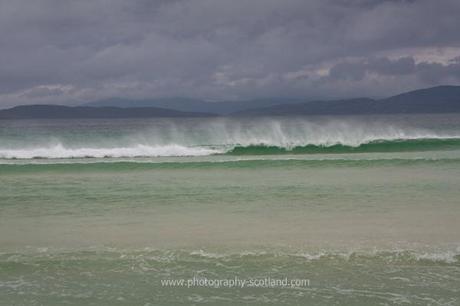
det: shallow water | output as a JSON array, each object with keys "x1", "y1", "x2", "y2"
[{"x1": 1, "y1": 114, "x2": 460, "y2": 305}]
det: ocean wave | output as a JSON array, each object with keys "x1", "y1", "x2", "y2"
[
  {"x1": 2, "y1": 116, "x2": 460, "y2": 158},
  {"x1": 0, "y1": 143, "x2": 223, "y2": 159},
  {"x1": 0, "y1": 137, "x2": 460, "y2": 159},
  {"x1": 226, "y1": 137, "x2": 460, "y2": 155},
  {"x1": 186, "y1": 249, "x2": 460, "y2": 264},
  {"x1": 2, "y1": 248, "x2": 459, "y2": 265}
]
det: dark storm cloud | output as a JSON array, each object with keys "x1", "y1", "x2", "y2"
[{"x1": 0, "y1": 0, "x2": 460, "y2": 106}]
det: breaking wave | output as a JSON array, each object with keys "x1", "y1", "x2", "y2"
[
  {"x1": 226, "y1": 138, "x2": 460, "y2": 155},
  {"x1": 0, "y1": 144, "x2": 222, "y2": 159},
  {"x1": 0, "y1": 137, "x2": 459, "y2": 159},
  {"x1": 2, "y1": 247, "x2": 459, "y2": 265},
  {"x1": 1, "y1": 117, "x2": 460, "y2": 159}
]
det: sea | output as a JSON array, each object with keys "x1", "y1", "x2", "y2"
[{"x1": 0, "y1": 113, "x2": 459, "y2": 305}]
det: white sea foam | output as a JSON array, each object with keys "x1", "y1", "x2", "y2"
[
  {"x1": 2, "y1": 247, "x2": 459, "y2": 264},
  {"x1": 414, "y1": 251, "x2": 460, "y2": 263},
  {"x1": 0, "y1": 144, "x2": 223, "y2": 159}
]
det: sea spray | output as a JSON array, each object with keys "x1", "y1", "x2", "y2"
[{"x1": 1, "y1": 116, "x2": 460, "y2": 159}]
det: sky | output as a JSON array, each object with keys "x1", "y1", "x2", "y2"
[{"x1": 0, "y1": 0, "x2": 460, "y2": 107}]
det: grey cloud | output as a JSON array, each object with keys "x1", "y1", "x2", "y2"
[
  {"x1": 416, "y1": 61, "x2": 460, "y2": 84},
  {"x1": 327, "y1": 56, "x2": 460, "y2": 84},
  {"x1": 367, "y1": 57, "x2": 416, "y2": 75},
  {"x1": 0, "y1": 0, "x2": 460, "y2": 107},
  {"x1": 328, "y1": 56, "x2": 416, "y2": 81}
]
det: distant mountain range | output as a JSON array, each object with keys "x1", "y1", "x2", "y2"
[
  {"x1": 1, "y1": 85, "x2": 459, "y2": 119},
  {"x1": 83, "y1": 97, "x2": 304, "y2": 114},
  {"x1": 0, "y1": 105, "x2": 214, "y2": 119},
  {"x1": 234, "y1": 86, "x2": 460, "y2": 116}
]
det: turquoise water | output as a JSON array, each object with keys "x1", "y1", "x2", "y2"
[{"x1": 1, "y1": 114, "x2": 460, "y2": 305}]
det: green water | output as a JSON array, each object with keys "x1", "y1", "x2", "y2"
[{"x1": 1, "y1": 114, "x2": 460, "y2": 305}]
